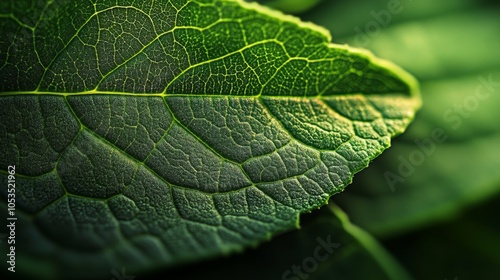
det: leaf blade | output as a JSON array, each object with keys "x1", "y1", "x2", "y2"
[{"x1": 0, "y1": 0, "x2": 420, "y2": 278}]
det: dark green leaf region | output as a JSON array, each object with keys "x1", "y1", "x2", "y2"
[{"x1": 0, "y1": 0, "x2": 419, "y2": 278}]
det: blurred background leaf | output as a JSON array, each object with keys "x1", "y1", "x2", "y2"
[
  {"x1": 385, "y1": 195, "x2": 500, "y2": 279},
  {"x1": 248, "y1": 0, "x2": 323, "y2": 14},
  {"x1": 298, "y1": 0, "x2": 500, "y2": 236},
  {"x1": 147, "y1": 205, "x2": 411, "y2": 280},
  {"x1": 299, "y1": 0, "x2": 500, "y2": 278}
]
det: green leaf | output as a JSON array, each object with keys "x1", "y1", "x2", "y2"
[{"x1": 0, "y1": 0, "x2": 419, "y2": 278}]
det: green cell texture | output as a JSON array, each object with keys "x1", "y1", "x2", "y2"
[{"x1": 0, "y1": 0, "x2": 419, "y2": 279}]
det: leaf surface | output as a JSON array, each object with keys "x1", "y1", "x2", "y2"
[{"x1": 0, "y1": 0, "x2": 419, "y2": 278}]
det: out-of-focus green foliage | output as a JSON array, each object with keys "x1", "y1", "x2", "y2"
[
  {"x1": 302, "y1": 0, "x2": 500, "y2": 278},
  {"x1": 163, "y1": 204, "x2": 412, "y2": 280},
  {"x1": 310, "y1": 0, "x2": 500, "y2": 236},
  {"x1": 251, "y1": 0, "x2": 323, "y2": 14}
]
